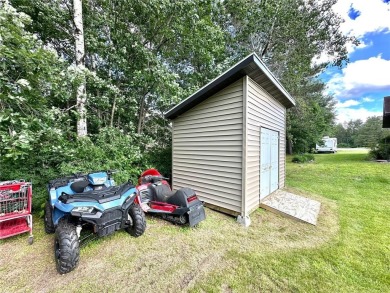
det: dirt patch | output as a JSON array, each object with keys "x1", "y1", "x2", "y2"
[{"x1": 0, "y1": 190, "x2": 338, "y2": 292}]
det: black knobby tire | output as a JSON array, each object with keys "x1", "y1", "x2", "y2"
[
  {"x1": 44, "y1": 201, "x2": 55, "y2": 234},
  {"x1": 126, "y1": 204, "x2": 146, "y2": 237},
  {"x1": 54, "y1": 222, "x2": 80, "y2": 274}
]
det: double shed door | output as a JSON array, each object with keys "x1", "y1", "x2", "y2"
[{"x1": 260, "y1": 128, "x2": 279, "y2": 200}]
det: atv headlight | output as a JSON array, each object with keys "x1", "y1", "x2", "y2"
[{"x1": 72, "y1": 206, "x2": 95, "y2": 214}]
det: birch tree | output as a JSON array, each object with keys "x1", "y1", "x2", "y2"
[{"x1": 73, "y1": 0, "x2": 87, "y2": 137}]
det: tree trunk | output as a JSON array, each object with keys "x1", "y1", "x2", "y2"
[
  {"x1": 259, "y1": 4, "x2": 279, "y2": 58},
  {"x1": 110, "y1": 96, "x2": 116, "y2": 128},
  {"x1": 286, "y1": 136, "x2": 293, "y2": 155},
  {"x1": 73, "y1": 0, "x2": 87, "y2": 137},
  {"x1": 137, "y1": 96, "x2": 145, "y2": 134}
]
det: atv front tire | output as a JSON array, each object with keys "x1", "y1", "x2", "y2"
[
  {"x1": 126, "y1": 204, "x2": 146, "y2": 237},
  {"x1": 44, "y1": 201, "x2": 55, "y2": 234},
  {"x1": 54, "y1": 222, "x2": 80, "y2": 274}
]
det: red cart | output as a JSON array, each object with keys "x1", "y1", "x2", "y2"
[{"x1": 0, "y1": 180, "x2": 33, "y2": 244}]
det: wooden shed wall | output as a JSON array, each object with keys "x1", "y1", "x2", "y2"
[
  {"x1": 172, "y1": 79, "x2": 244, "y2": 213},
  {"x1": 245, "y1": 76, "x2": 286, "y2": 213}
]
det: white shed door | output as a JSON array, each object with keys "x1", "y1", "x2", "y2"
[{"x1": 260, "y1": 128, "x2": 279, "y2": 200}]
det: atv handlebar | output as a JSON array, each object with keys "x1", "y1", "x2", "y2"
[
  {"x1": 152, "y1": 175, "x2": 169, "y2": 181},
  {"x1": 142, "y1": 175, "x2": 170, "y2": 183},
  {"x1": 72, "y1": 169, "x2": 118, "y2": 178}
]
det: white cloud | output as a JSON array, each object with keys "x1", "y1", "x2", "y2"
[
  {"x1": 325, "y1": 55, "x2": 390, "y2": 98},
  {"x1": 323, "y1": 1, "x2": 390, "y2": 123},
  {"x1": 325, "y1": 73, "x2": 343, "y2": 97},
  {"x1": 336, "y1": 107, "x2": 382, "y2": 124},
  {"x1": 312, "y1": 52, "x2": 334, "y2": 66},
  {"x1": 343, "y1": 55, "x2": 390, "y2": 89},
  {"x1": 312, "y1": 38, "x2": 370, "y2": 66},
  {"x1": 337, "y1": 99, "x2": 360, "y2": 108},
  {"x1": 362, "y1": 97, "x2": 374, "y2": 102},
  {"x1": 333, "y1": 0, "x2": 390, "y2": 38},
  {"x1": 345, "y1": 39, "x2": 371, "y2": 54}
]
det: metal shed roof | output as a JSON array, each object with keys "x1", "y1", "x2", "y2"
[{"x1": 165, "y1": 53, "x2": 296, "y2": 120}]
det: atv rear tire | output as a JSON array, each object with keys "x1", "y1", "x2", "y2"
[
  {"x1": 44, "y1": 201, "x2": 55, "y2": 234},
  {"x1": 126, "y1": 204, "x2": 146, "y2": 237},
  {"x1": 54, "y1": 222, "x2": 80, "y2": 274}
]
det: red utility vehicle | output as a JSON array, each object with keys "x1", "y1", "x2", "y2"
[
  {"x1": 136, "y1": 169, "x2": 206, "y2": 227},
  {"x1": 0, "y1": 180, "x2": 33, "y2": 244}
]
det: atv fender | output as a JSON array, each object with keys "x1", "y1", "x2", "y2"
[
  {"x1": 120, "y1": 193, "x2": 139, "y2": 229},
  {"x1": 53, "y1": 208, "x2": 68, "y2": 226},
  {"x1": 122, "y1": 192, "x2": 138, "y2": 211}
]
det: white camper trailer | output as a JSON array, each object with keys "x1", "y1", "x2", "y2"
[{"x1": 316, "y1": 136, "x2": 337, "y2": 153}]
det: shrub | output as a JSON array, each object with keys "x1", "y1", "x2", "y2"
[
  {"x1": 143, "y1": 145, "x2": 172, "y2": 179},
  {"x1": 338, "y1": 143, "x2": 350, "y2": 148},
  {"x1": 58, "y1": 127, "x2": 144, "y2": 185},
  {"x1": 369, "y1": 135, "x2": 390, "y2": 160},
  {"x1": 0, "y1": 127, "x2": 145, "y2": 212},
  {"x1": 292, "y1": 153, "x2": 315, "y2": 163}
]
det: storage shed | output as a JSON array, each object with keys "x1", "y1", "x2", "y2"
[{"x1": 165, "y1": 53, "x2": 296, "y2": 225}]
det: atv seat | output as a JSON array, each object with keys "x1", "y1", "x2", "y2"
[
  {"x1": 70, "y1": 180, "x2": 89, "y2": 193},
  {"x1": 148, "y1": 184, "x2": 196, "y2": 207},
  {"x1": 149, "y1": 184, "x2": 175, "y2": 202}
]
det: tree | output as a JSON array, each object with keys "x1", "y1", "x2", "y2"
[
  {"x1": 73, "y1": 0, "x2": 87, "y2": 137},
  {"x1": 333, "y1": 117, "x2": 390, "y2": 148},
  {"x1": 283, "y1": 77, "x2": 336, "y2": 153},
  {"x1": 355, "y1": 116, "x2": 390, "y2": 147},
  {"x1": 333, "y1": 123, "x2": 348, "y2": 146},
  {"x1": 4, "y1": 0, "x2": 356, "y2": 175},
  {"x1": 0, "y1": 1, "x2": 73, "y2": 162},
  {"x1": 14, "y1": 0, "x2": 227, "y2": 137},
  {"x1": 220, "y1": 0, "x2": 355, "y2": 153},
  {"x1": 345, "y1": 119, "x2": 363, "y2": 147},
  {"x1": 81, "y1": 0, "x2": 227, "y2": 135}
]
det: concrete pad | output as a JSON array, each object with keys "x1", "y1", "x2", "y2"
[{"x1": 260, "y1": 190, "x2": 321, "y2": 225}]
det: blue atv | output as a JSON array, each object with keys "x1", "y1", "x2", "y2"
[{"x1": 44, "y1": 170, "x2": 146, "y2": 274}]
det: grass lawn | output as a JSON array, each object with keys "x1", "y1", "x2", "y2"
[{"x1": 0, "y1": 150, "x2": 389, "y2": 292}]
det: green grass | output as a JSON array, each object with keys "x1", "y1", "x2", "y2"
[
  {"x1": 190, "y1": 150, "x2": 390, "y2": 292},
  {"x1": 0, "y1": 150, "x2": 389, "y2": 292}
]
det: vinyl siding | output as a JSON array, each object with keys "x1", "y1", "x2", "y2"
[
  {"x1": 172, "y1": 79, "x2": 243, "y2": 214},
  {"x1": 245, "y1": 76, "x2": 286, "y2": 213}
]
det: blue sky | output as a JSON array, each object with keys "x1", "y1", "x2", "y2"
[{"x1": 318, "y1": 0, "x2": 390, "y2": 124}]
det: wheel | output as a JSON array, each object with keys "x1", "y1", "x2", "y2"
[
  {"x1": 44, "y1": 201, "x2": 55, "y2": 234},
  {"x1": 54, "y1": 222, "x2": 80, "y2": 274},
  {"x1": 28, "y1": 236, "x2": 33, "y2": 245},
  {"x1": 126, "y1": 204, "x2": 146, "y2": 237}
]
